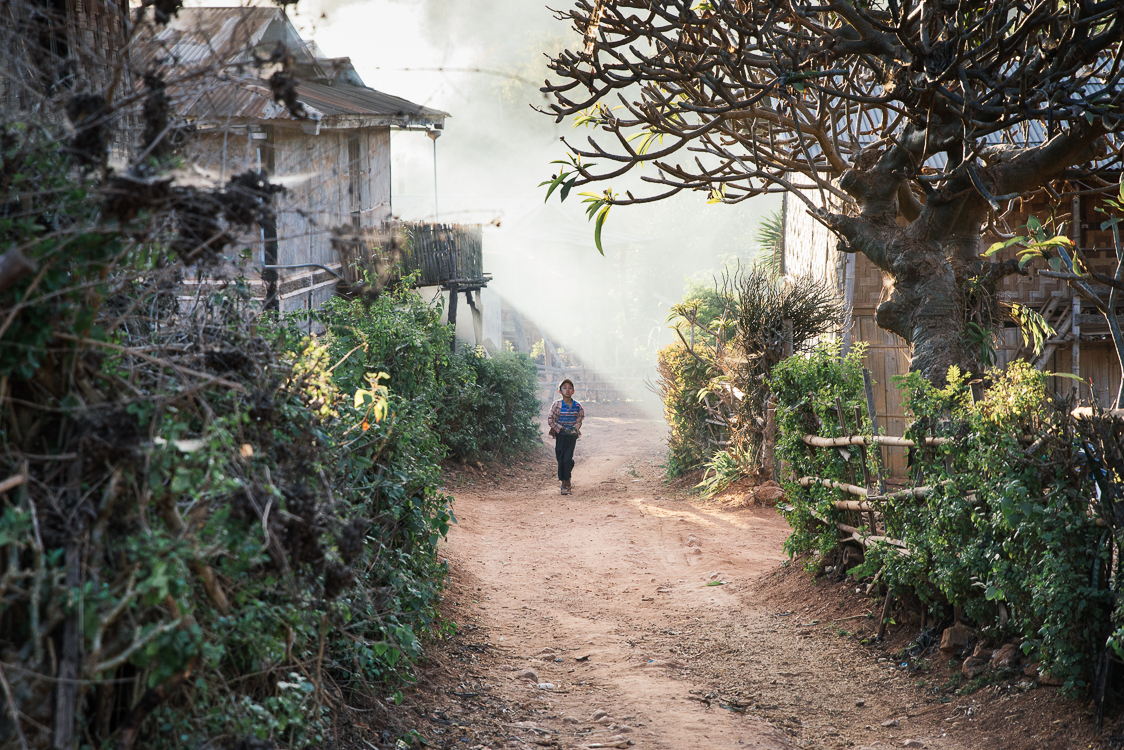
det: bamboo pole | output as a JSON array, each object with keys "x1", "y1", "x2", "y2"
[
  {"x1": 835, "y1": 499, "x2": 880, "y2": 512},
  {"x1": 876, "y1": 590, "x2": 893, "y2": 639},
  {"x1": 0, "y1": 474, "x2": 25, "y2": 495},
  {"x1": 798, "y1": 476, "x2": 953, "y2": 502},
  {"x1": 836, "y1": 522, "x2": 908, "y2": 551},
  {"x1": 862, "y1": 368, "x2": 886, "y2": 495},
  {"x1": 1072, "y1": 407, "x2": 1124, "y2": 418},
  {"x1": 802, "y1": 434, "x2": 952, "y2": 448},
  {"x1": 798, "y1": 476, "x2": 867, "y2": 497}
]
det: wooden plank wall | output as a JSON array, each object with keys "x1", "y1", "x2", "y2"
[
  {"x1": 364, "y1": 128, "x2": 391, "y2": 225},
  {"x1": 178, "y1": 124, "x2": 394, "y2": 317}
]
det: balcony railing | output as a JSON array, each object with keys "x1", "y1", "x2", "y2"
[{"x1": 332, "y1": 221, "x2": 487, "y2": 292}]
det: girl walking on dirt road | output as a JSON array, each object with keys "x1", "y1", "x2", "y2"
[{"x1": 548, "y1": 379, "x2": 585, "y2": 495}]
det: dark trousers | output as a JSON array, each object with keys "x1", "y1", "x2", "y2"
[{"x1": 555, "y1": 434, "x2": 577, "y2": 481}]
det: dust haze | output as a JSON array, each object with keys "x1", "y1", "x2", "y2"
[{"x1": 295, "y1": 0, "x2": 779, "y2": 416}]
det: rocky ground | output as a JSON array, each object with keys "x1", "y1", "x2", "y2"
[{"x1": 378, "y1": 402, "x2": 1123, "y2": 750}]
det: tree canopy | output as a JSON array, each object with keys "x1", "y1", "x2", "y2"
[{"x1": 541, "y1": 0, "x2": 1124, "y2": 383}]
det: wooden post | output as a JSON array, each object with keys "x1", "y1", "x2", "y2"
[
  {"x1": 862, "y1": 368, "x2": 886, "y2": 495},
  {"x1": 855, "y1": 404, "x2": 877, "y2": 533},
  {"x1": 762, "y1": 394, "x2": 777, "y2": 480},
  {"x1": 1072, "y1": 295, "x2": 1081, "y2": 399},
  {"x1": 841, "y1": 253, "x2": 856, "y2": 355},
  {"x1": 782, "y1": 318, "x2": 794, "y2": 358},
  {"x1": 466, "y1": 289, "x2": 484, "y2": 348},
  {"x1": 446, "y1": 282, "x2": 459, "y2": 352},
  {"x1": 876, "y1": 589, "x2": 893, "y2": 640},
  {"x1": 835, "y1": 397, "x2": 859, "y2": 522}
]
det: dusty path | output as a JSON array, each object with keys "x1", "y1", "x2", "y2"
[{"x1": 418, "y1": 404, "x2": 1081, "y2": 750}]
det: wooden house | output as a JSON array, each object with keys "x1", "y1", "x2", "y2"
[
  {"x1": 782, "y1": 189, "x2": 1123, "y2": 478},
  {"x1": 144, "y1": 7, "x2": 449, "y2": 314}
]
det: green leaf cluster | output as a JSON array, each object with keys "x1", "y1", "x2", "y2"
[{"x1": 772, "y1": 347, "x2": 1111, "y2": 693}]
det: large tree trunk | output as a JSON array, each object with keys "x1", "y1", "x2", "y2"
[{"x1": 818, "y1": 123, "x2": 1102, "y2": 385}]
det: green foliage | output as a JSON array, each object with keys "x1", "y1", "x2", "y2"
[
  {"x1": 770, "y1": 340, "x2": 872, "y2": 559},
  {"x1": 656, "y1": 341, "x2": 724, "y2": 476},
  {"x1": 697, "y1": 446, "x2": 750, "y2": 495},
  {"x1": 320, "y1": 290, "x2": 540, "y2": 462},
  {"x1": 657, "y1": 266, "x2": 844, "y2": 482},
  {"x1": 435, "y1": 348, "x2": 540, "y2": 460},
  {"x1": 671, "y1": 279, "x2": 735, "y2": 348},
  {"x1": 0, "y1": 122, "x2": 538, "y2": 749},
  {"x1": 772, "y1": 347, "x2": 1111, "y2": 694},
  {"x1": 752, "y1": 208, "x2": 784, "y2": 276}
]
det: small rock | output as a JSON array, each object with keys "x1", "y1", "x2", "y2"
[
  {"x1": 962, "y1": 656, "x2": 989, "y2": 679},
  {"x1": 514, "y1": 669, "x2": 539, "y2": 682},
  {"x1": 688, "y1": 548, "x2": 702, "y2": 556},
  {"x1": 990, "y1": 643, "x2": 1020, "y2": 671},
  {"x1": 1023, "y1": 662, "x2": 1040, "y2": 679},
  {"x1": 709, "y1": 571, "x2": 720, "y2": 580},
  {"x1": 753, "y1": 484, "x2": 785, "y2": 504},
  {"x1": 562, "y1": 717, "x2": 579, "y2": 724},
  {"x1": 1038, "y1": 670, "x2": 1064, "y2": 686},
  {"x1": 901, "y1": 741, "x2": 924, "y2": 748},
  {"x1": 686, "y1": 536, "x2": 701, "y2": 547},
  {"x1": 616, "y1": 725, "x2": 633, "y2": 733},
  {"x1": 537, "y1": 682, "x2": 554, "y2": 690},
  {"x1": 940, "y1": 623, "x2": 975, "y2": 653},
  {"x1": 855, "y1": 699, "x2": 865, "y2": 707},
  {"x1": 971, "y1": 642, "x2": 994, "y2": 659},
  {"x1": 592, "y1": 710, "x2": 610, "y2": 721},
  {"x1": 498, "y1": 664, "x2": 514, "y2": 671},
  {"x1": 540, "y1": 647, "x2": 557, "y2": 656},
  {"x1": 881, "y1": 718, "x2": 900, "y2": 727}
]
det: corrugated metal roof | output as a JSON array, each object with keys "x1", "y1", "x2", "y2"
[
  {"x1": 140, "y1": 7, "x2": 446, "y2": 129},
  {"x1": 297, "y1": 80, "x2": 446, "y2": 121},
  {"x1": 179, "y1": 80, "x2": 299, "y2": 123},
  {"x1": 140, "y1": 7, "x2": 307, "y2": 69}
]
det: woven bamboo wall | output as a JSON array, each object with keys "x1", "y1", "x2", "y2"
[{"x1": 787, "y1": 190, "x2": 1123, "y2": 481}]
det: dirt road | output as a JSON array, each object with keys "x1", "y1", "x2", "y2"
[{"x1": 416, "y1": 403, "x2": 1084, "y2": 750}]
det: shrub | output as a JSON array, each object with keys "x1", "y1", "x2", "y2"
[
  {"x1": 658, "y1": 267, "x2": 844, "y2": 481},
  {"x1": 0, "y1": 120, "x2": 534, "y2": 750},
  {"x1": 656, "y1": 341, "x2": 725, "y2": 476},
  {"x1": 320, "y1": 291, "x2": 540, "y2": 462},
  {"x1": 435, "y1": 348, "x2": 540, "y2": 460},
  {"x1": 772, "y1": 345, "x2": 1112, "y2": 693}
]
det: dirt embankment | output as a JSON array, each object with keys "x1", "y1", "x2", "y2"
[{"x1": 395, "y1": 403, "x2": 1103, "y2": 750}]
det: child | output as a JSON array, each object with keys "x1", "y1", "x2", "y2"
[{"x1": 547, "y1": 378, "x2": 585, "y2": 495}]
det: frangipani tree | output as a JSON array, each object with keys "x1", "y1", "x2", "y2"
[{"x1": 540, "y1": 0, "x2": 1124, "y2": 385}]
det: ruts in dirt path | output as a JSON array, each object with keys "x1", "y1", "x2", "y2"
[{"x1": 436, "y1": 403, "x2": 974, "y2": 750}]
